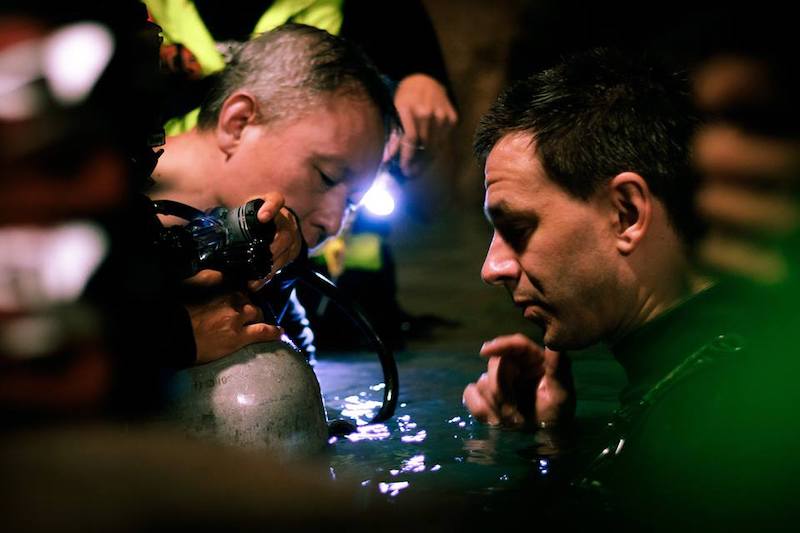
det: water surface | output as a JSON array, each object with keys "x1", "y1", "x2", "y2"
[{"x1": 315, "y1": 348, "x2": 625, "y2": 514}]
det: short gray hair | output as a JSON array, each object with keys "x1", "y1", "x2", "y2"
[{"x1": 197, "y1": 23, "x2": 399, "y2": 137}]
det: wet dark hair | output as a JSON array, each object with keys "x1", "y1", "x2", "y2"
[
  {"x1": 197, "y1": 23, "x2": 399, "y2": 138},
  {"x1": 474, "y1": 47, "x2": 702, "y2": 245}
]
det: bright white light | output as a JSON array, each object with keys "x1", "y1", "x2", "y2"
[
  {"x1": 362, "y1": 170, "x2": 397, "y2": 217},
  {"x1": 43, "y1": 22, "x2": 114, "y2": 105},
  {"x1": 363, "y1": 187, "x2": 395, "y2": 216}
]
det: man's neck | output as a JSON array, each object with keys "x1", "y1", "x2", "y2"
[
  {"x1": 150, "y1": 129, "x2": 221, "y2": 209},
  {"x1": 609, "y1": 261, "x2": 711, "y2": 345}
]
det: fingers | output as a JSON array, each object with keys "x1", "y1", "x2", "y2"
[
  {"x1": 247, "y1": 278, "x2": 268, "y2": 292},
  {"x1": 542, "y1": 348, "x2": 570, "y2": 381},
  {"x1": 383, "y1": 131, "x2": 401, "y2": 163},
  {"x1": 243, "y1": 322, "x2": 284, "y2": 344},
  {"x1": 266, "y1": 207, "x2": 304, "y2": 276},
  {"x1": 463, "y1": 356, "x2": 528, "y2": 427},
  {"x1": 463, "y1": 334, "x2": 555, "y2": 428},
  {"x1": 411, "y1": 107, "x2": 433, "y2": 148},
  {"x1": 398, "y1": 107, "x2": 456, "y2": 175},
  {"x1": 240, "y1": 301, "x2": 264, "y2": 324},
  {"x1": 188, "y1": 290, "x2": 281, "y2": 364},
  {"x1": 463, "y1": 382, "x2": 501, "y2": 426},
  {"x1": 480, "y1": 333, "x2": 544, "y2": 362},
  {"x1": 415, "y1": 98, "x2": 457, "y2": 150},
  {"x1": 252, "y1": 192, "x2": 286, "y2": 223},
  {"x1": 183, "y1": 269, "x2": 224, "y2": 287},
  {"x1": 536, "y1": 349, "x2": 576, "y2": 424},
  {"x1": 463, "y1": 380, "x2": 525, "y2": 427},
  {"x1": 480, "y1": 334, "x2": 545, "y2": 396},
  {"x1": 398, "y1": 106, "x2": 419, "y2": 172},
  {"x1": 483, "y1": 358, "x2": 502, "y2": 407},
  {"x1": 393, "y1": 74, "x2": 457, "y2": 176}
]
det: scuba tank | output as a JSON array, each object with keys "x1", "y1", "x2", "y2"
[{"x1": 164, "y1": 340, "x2": 329, "y2": 456}]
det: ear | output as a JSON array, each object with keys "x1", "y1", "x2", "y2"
[
  {"x1": 609, "y1": 172, "x2": 652, "y2": 255},
  {"x1": 216, "y1": 91, "x2": 259, "y2": 158}
]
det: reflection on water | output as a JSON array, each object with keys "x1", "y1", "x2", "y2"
[
  {"x1": 315, "y1": 350, "x2": 623, "y2": 508},
  {"x1": 463, "y1": 436, "x2": 498, "y2": 466},
  {"x1": 378, "y1": 481, "x2": 409, "y2": 497},
  {"x1": 343, "y1": 423, "x2": 390, "y2": 443},
  {"x1": 340, "y1": 394, "x2": 383, "y2": 426},
  {"x1": 400, "y1": 430, "x2": 427, "y2": 443}
]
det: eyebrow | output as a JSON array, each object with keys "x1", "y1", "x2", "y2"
[{"x1": 484, "y1": 201, "x2": 536, "y2": 228}]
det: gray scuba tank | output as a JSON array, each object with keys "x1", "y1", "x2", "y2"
[{"x1": 161, "y1": 340, "x2": 328, "y2": 457}]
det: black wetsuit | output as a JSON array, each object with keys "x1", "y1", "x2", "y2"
[{"x1": 579, "y1": 280, "x2": 800, "y2": 530}]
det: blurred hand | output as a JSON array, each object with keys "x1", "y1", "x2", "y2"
[
  {"x1": 692, "y1": 55, "x2": 800, "y2": 283},
  {"x1": 385, "y1": 73, "x2": 457, "y2": 177},
  {"x1": 248, "y1": 192, "x2": 304, "y2": 291},
  {"x1": 462, "y1": 334, "x2": 574, "y2": 428},
  {"x1": 183, "y1": 269, "x2": 283, "y2": 364}
]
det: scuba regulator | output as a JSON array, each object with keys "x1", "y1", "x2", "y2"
[
  {"x1": 152, "y1": 198, "x2": 398, "y2": 425},
  {"x1": 153, "y1": 198, "x2": 275, "y2": 281}
]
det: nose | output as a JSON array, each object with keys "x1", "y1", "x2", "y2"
[
  {"x1": 316, "y1": 187, "x2": 349, "y2": 242},
  {"x1": 481, "y1": 232, "x2": 521, "y2": 286}
]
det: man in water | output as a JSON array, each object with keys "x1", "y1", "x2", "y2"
[{"x1": 462, "y1": 47, "x2": 799, "y2": 529}]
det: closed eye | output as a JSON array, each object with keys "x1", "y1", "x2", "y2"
[{"x1": 318, "y1": 168, "x2": 337, "y2": 187}]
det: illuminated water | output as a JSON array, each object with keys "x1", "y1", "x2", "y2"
[{"x1": 315, "y1": 348, "x2": 625, "y2": 515}]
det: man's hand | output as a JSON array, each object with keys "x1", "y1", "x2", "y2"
[
  {"x1": 249, "y1": 192, "x2": 304, "y2": 291},
  {"x1": 462, "y1": 334, "x2": 575, "y2": 428},
  {"x1": 385, "y1": 73, "x2": 457, "y2": 178},
  {"x1": 183, "y1": 269, "x2": 283, "y2": 364}
]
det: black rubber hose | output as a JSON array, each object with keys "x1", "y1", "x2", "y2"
[
  {"x1": 152, "y1": 199, "x2": 206, "y2": 221},
  {"x1": 298, "y1": 269, "x2": 399, "y2": 424}
]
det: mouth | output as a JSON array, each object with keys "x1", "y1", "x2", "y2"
[
  {"x1": 513, "y1": 297, "x2": 545, "y2": 309},
  {"x1": 514, "y1": 299, "x2": 550, "y2": 324}
]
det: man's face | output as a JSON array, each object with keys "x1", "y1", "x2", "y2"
[
  {"x1": 481, "y1": 133, "x2": 623, "y2": 350},
  {"x1": 220, "y1": 92, "x2": 385, "y2": 250}
]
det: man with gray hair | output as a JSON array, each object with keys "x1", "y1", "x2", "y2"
[{"x1": 151, "y1": 23, "x2": 399, "y2": 363}]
